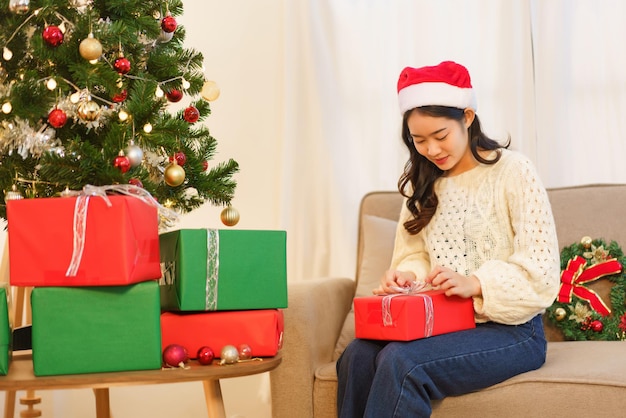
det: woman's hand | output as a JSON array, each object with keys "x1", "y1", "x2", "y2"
[
  {"x1": 373, "y1": 269, "x2": 417, "y2": 295},
  {"x1": 426, "y1": 265, "x2": 481, "y2": 298}
]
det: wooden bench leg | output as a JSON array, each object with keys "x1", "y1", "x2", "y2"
[
  {"x1": 4, "y1": 390, "x2": 15, "y2": 418},
  {"x1": 202, "y1": 380, "x2": 226, "y2": 418},
  {"x1": 93, "y1": 388, "x2": 111, "y2": 418}
]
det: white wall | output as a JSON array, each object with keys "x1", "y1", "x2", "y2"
[{"x1": 0, "y1": 1, "x2": 285, "y2": 417}]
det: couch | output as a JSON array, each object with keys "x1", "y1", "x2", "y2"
[{"x1": 270, "y1": 184, "x2": 626, "y2": 417}]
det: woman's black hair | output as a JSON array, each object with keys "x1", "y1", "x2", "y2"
[{"x1": 398, "y1": 106, "x2": 510, "y2": 234}]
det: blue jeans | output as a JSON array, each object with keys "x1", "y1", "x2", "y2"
[{"x1": 336, "y1": 315, "x2": 546, "y2": 418}]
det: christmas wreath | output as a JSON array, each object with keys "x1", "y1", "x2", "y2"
[{"x1": 546, "y1": 237, "x2": 626, "y2": 341}]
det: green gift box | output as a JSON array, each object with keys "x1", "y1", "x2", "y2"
[
  {"x1": 159, "y1": 229, "x2": 287, "y2": 311},
  {"x1": 31, "y1": 281, "x2": 162, "y2": 376},
  {"x1": 0, "y1": 285, "x2": 11, "y2": 375}
]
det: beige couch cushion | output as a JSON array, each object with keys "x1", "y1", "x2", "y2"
[{"x1": 332, "y1": 215, "x2": 397, "y2": 359}]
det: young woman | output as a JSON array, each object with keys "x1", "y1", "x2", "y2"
[{"x1": 336, "y1": 61, "x2": 561, "y2": 417}]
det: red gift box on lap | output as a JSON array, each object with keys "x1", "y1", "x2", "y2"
[
  {"x1": 161, "y1": 309, "x2": 284, "y2": 358},
  {"x1": 7, "y1": 195, "x2": 161, "y2": 286},
  {"x1": 354, "y1": 290, "x2": 476, "y2": 341}
]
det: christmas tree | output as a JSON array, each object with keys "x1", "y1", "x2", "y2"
[{"x1": 0, "y1": 0, "x2": 238, "y2": 221}]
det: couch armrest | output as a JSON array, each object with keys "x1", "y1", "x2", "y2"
[{"x1": 270, "y1": 277, "x2": 355, "y2": 418}]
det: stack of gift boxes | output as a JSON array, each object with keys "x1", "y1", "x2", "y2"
[{"x1": 6, "y1": 194, "x2": 286, "y2": 376}]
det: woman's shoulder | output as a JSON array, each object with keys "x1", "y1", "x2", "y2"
[{"x1": 492, "y1": 149, "x2": 537, "y2": 173}]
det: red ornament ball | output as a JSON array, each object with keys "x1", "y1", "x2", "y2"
[
  {"x1": 112, "y1": 89, "x2": 128, "y2": 103},
  {"x1": 128, "y1": 178, "x2": 143, "y2": 188},
  {"x1": 590, "y1": 320, "x2": 604, "y2": 332},
  {"x1": 113, "y1": 155, "x2": 131, "y2": 173},
  {"x1": 238, "y1": 344, "x2": 252, "y2": 360},
  {"x1": 202, "y1": 160, "x2": 209, "y2": 171},
  {"x1": 166, "y1": 89, "x2": 183, "y2": 103},
  {"x1": 114, "y1": 57, "x2": 131, "y2": 74},
  {"x1": 197, "y1": 346, "x2": 215, "y2": 365},
  {"x1": 183, "y1": 106, "x2": 200, "y2": 123},
  {"x1": 161, "y1": 15, "x2": 178, "y2": 33},
  {"x1": 169, "y1": 151, "x2": 187, "y2": 166},
  {"x1": 163, "y1": 344, "x2": 189, "y2": 368},
  {"x1": 48, "y1": 108, "x2": 67, "y2": 128},
  {"x1": 42, "y1": 25, "x2": 64, "y2": 47}
]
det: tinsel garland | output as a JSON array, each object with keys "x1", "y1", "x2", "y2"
[{"x1": 546, "y1": 237, "x2": 626, "y2": 341}]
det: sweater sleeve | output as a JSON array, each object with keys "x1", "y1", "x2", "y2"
[
  {"x1": 390, "y1": 200, "x2": 431, "y2": 281},
  {"x1": 471, "y1": 155, "x2": 561, "y2": 325}
]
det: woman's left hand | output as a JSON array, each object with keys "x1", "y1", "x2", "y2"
[{"x1": 425, "y1": 265, "x2": 481, "y2": 298}]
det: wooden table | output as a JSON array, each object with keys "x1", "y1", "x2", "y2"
[{"x1": 0, "y1": 351, "x2": 282, "y2": 418}]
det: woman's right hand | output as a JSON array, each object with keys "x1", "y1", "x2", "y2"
[{"x1": 372, "y1": 269, "x2": 417, "y2": 295}]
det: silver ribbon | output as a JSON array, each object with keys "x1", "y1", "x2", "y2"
[
  {"x1": 65, "y1": 184, "x2": 179, "y2": 277},
  {"x1": 205, "y1": 229, "x2": 219, "y2": 310},
  {"x1": 381, "y1": 282, "x2": 434, "y2": 338}
]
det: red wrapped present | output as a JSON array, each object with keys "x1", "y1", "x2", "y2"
[
  {"x1": 161, "y1": 309, "x2": 284, "y2": 358},
  {"x1": 7, "y1": 194, "x2": 161, "y2": 286},
  {"x1": 354, "y1": 289, "x2": 475, "y2": 341}
]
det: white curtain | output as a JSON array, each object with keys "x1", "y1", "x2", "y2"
[
  {"x1": 283, "y1": 0, "x2": 626, "y2": 282},
  {"x1": 283, "y1": 0, "x2": 538, "y2": 281}
]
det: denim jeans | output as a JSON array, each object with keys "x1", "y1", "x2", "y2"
[{"x1": 336, "y1": 315, "x2": 546, "y2": 418}]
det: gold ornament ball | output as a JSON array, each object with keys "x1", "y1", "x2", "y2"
[
  {"x1": 9, "y1": 0, "x2": 30, "y2": 14},
  {"x1": 220, "y1": 206, "x2": 240, "y2": 226},
  {"x1": 554, "y1": 307, "x2": 567, "y2": 321},
  {"x1": 201, "y1": 80, "x2": 220, "y2": 101},
  {"x1": 164, "y1": 162, "x2": 186, "y2": 187},
  {"x1": 77, "y1": 100, "x2": 101, "y2": 121},
  {"x1": 79, "y1": 35, "x2": 103, "y2": 60},
  {"x1": 581, "y1": 236, "x2": 593, "y2": 249}
]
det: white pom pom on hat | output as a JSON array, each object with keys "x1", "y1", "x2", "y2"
[{"x1": 397, "y1": 61, "x2": 477, "y2": 115}]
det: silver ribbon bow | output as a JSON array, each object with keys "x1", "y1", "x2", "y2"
[
  {"x1": 65, "y1": 184, "x2": 179, "y2": 277},
  {"x1": 382, "y1": 281, "x2": 434, "y2": 338}
]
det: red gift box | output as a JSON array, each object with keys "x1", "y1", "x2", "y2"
[
  {"x1": 354, "y1": 290, "x2": 476, "y2": 341},
  {"x1": 161, "y1": 309, "x2": 284, "y2": 358},
  {"x1": 7, "y1": 195, "x2": 161, "y2": 286}
]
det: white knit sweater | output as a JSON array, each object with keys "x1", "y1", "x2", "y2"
[{"x1": 390, "y1": 149, "x2": 561, "y2": 325}]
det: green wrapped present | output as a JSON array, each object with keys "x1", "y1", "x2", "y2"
[
  {"x1": 0, "y1": 285, "x2": 10, "y2": 375},
  {"x1": 159, "y1": 229, "x2": 287, "y2": 311},
  {"x1": 31, "y1": 281, "x2": 162, "y2": 376}
]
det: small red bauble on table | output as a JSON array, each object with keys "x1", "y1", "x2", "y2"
[
  {"x1": 197, "y1": 346, "x2": 215, "y2": 365},
  {"x1": 42, "y1": 25, "x2": 64, "y2": 47},
  {"x1": 163, "y1": 344, "x2": 189, "y2": 368},
  {"x1": 48, "y1": 108, "x2": 67, "y2": 128},
  {"x1": 183, "y1": 106, "x2": 199, "y2": 123}
]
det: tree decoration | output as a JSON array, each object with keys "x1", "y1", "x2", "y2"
[
  {"x1": 161, "y1": 15, "x2": 178, "y2": 33},
  {"x1": 220, "y1": 206, "x2": 240, "y2": 226},
  {"x1": 166, "y1": 89, "x2": 183, "y2": 103},
  {"x1": 9, "y1": 0, "x2": 30, "y2": 14},
  {"x1": 114, "y1": 56, "x2": 131, "y2": 74},
  {"x1": 77, "y1": 100, "x2": 101, "y2": 122},
  {"x1": 219, "y1": 345, "x2": 239, "y2": 365},
  {"x1": 112, "y1": 89, "x2": 128, "y2": 103},
  {"x1": 42, "y1": 25, "x2": 64, "y2": 47},
  {"x1": 164, "y1": 160, "x2": 185, "y2": 187},
  {"x1": 183, "y1": 106, "x2": 199, "y2": 123},
  {"x1": 546, "y1": 237, "x2": 626, "y2": 341},
  {"x1": 169, "y1": 151, "x2": 186, "y2": 166},
  {"x1": 126, "y1": 143, "x2": 144, "y2": 167},
  {"x1": 201, "y1": 80, "x2": 220, "y2": 102},
  {"x1": 47, "y1": 108, "x2": 67, "y2": 128},
  {"x1": 79, "y1": 33, "x2": 103, "y2": 60},
  {"x1": 162, "y1": 344, "x2": 189, "y2": 368},
  {"x1": 4, "y1": 184, "x2": 23, "y2": 200},
  {"x1": 113, "y1": 152, "x2": 131, "y2": 173}
]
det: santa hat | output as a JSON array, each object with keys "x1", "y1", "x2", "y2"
[{"x1": 397, "y1": 61, "x2": 477, "y2": 114}]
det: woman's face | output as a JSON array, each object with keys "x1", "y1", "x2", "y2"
[{"x1": 406, "y1": 108, "x2": 476, "y2": 176}]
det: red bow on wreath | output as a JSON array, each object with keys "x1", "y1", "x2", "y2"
[{"x1": 557, "y1": 255, "x2": 622, "y2": 316}]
